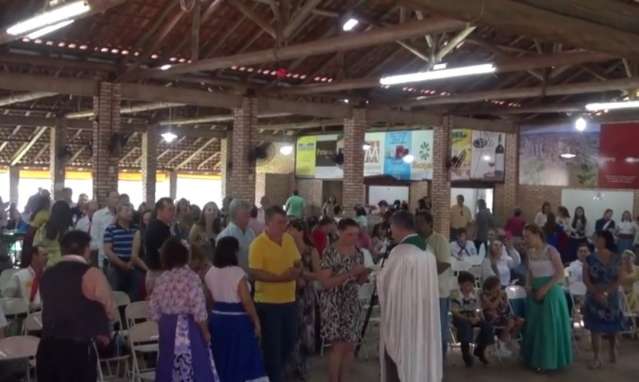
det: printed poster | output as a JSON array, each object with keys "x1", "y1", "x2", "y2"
[
  {"x1": 363, "y1": 132, "x2": 385, "y2": 177},
  {"x1": 383, "y1": 131, "x2": 412, "y2": 180},
  {"x1": 410, "y1": 130, "x2": 433, "y2": 180},
  {"x1": 598, "y1": 123, "x2": 639, "y2": 188},
  {"x1": 450, "y1": 129, "x2": 472, "y2": 180},
  {"x1": 295, "y1": 136, "x2": 316, "y2": 177},
  {"x1": 470, "y1": 131, "x2": 505, "y2": 181},
  {"x1": 314, "y1": 134, "x2": 343, "y2": 179}
]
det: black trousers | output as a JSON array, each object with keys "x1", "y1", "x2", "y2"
[{"x1": 36, "y1": 337, "x2": 97, "y2": 382}]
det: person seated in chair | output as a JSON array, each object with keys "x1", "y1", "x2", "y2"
[
  {"x1": 481, "y1": 276, "x2": 524, "y2": 356},
  {"x1": 451, "y1": 271, "x2": 493, "y2": 367},
  {"x1": 450, "y1": 229, "x2": 478, "y2": 261}
]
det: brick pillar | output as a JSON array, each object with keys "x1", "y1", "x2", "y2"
[
  {"x1": 502, "y1": 131, "x2": 519, "y2": 220},
  {"x1": 342, "y1": 109, "x2": 366, "y2": 216},
  {"x1": 432, "y1": 116, "x2": 452, "y2": 239},
  {"x1": 169, "y1": 170, "x2": 178, "y2": 199},
  {"x1": 230, "y1": 97, "x2": 257, "y2": 203},
  {"x1": 141, "y1": 128, "x2": 158, "y2": 205},
  {"x1": 220, "y1": 136, "x2": 231, "y2": 198},
  {"x1": 9, "y1": 165, "x2": 19, "y2": 205},
  {"x1": 92, "y1": 82, "x2": 121, "y2": 206},
  {"x1": 50, "y1": 119, "x2": 66, "y2": 200}
]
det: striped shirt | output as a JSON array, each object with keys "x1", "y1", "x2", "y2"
[{"x1": 103, "y1": 223, "x2": 138, "y2": 259}]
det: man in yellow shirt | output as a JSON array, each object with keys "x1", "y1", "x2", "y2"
[
  {"x1": 249, "y1": 206, "x2": 301, "y2": 382},
  {"x1": 450, "y1": 194, "x2": 472, "y2": 240}
]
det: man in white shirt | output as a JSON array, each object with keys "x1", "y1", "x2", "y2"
[
  {"x1": 2, "y1": 246, "x2": 48, "y2": 310},
  {"x1": 567, "y1": 242, "x2": 590, "y2": 286},
  {"x1": 75, "y1": 200, "x2": 99, "y2": 233},
  {"x1": 90, "y1": 191, "x2": 119, "y2": 268},
  {"x1": 217, "y1": 199, "x2": 256, "y2": 272}
]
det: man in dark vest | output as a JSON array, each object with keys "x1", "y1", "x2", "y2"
[{"x1": 36, "y1": 230, "x2": 116, "y2": 382}]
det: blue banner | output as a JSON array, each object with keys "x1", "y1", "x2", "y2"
[{"x1": 383, "y1": 131, "x2": 412, "y2": 180}]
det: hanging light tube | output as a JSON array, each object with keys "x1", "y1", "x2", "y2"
[
  {"x1": 26, "y1": 19, "x2": 74, "y2": 39},
  {"x1": 379, "y1": 63, "x2": 496, "y2": 86},
  {"x1": 7, "y1": 1, "x2": 90, "y2": 36},
  {"x1": 585, "y1": 100, "x2": 639, "y2": 112}
]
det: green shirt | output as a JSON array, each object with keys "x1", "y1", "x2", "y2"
[
  {"x1": 285, "y1": 195, "x2": 305, "y2": 219},
  {"x1": 400, "y1": 233, "x2": 427, "y2": 250},
  {"x1": 424, "y1": 231, "x2": 452, "y2": 298}
]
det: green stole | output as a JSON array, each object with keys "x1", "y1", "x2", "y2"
[{"x1": 400, "y1": 233, "x2": 426, "y2": 251}]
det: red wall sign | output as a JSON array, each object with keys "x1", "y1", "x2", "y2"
[{"x1": 598, "y1": 123, "x2": 639, "y2": 188}]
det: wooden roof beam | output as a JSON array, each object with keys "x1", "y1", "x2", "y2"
[
  {"x1": 197, "y1": 152, "x2": 221, "y2": 170},
  {"x1": 229, "y1": 1, "x2": 276, "y2": 39},
  {"x1": 0, "y1": 92, "x2": 57, "y2": 107},
  {"x1": 150, "y1": 18, "x2": 467, "y2": 76},
  {"x1": 66, "y1": 102, "x2": 185, "y2": 119},
  {"x1": 176, "y1": 137, "x2": 217, "y2": 169},
  {"x1": 282, "y1": 0, "x2": 322, "y2": 40},
  {"x1": 10, "y1": 126, "x2": 47, "y2": 166},
  {"x1": 403, "y1": 0, "x2": 639, "y2": 61}
]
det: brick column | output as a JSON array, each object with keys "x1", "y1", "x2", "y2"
[
  {"x1": 432, "y1": 117, "x2": 452, "y2": 239},
  {"x1": 92, "y1": 82, "x2": 121, "y2": 206},
  {"x1": 342, "y1": 109, "x2": 366, "y2": 216},
  {"x1": 229, "y1": 97, "x2": 257, "y2": 203},
  {"x1": 220, "y1": 136, "x2": 231, "y2": 199},
  {"x1": 141, "y1": 128, "x2": 158, "y2": 205},
  {"x1": 502, "y1": 131, "x2": 519, "y2": 220},
  {"x1": 9, "y1": 165, "x2": 19, "y2": 205},
  {"x1": 50, "y1": 119, "x2": 66, "y2": 200},
  {"x1": 169, "y1": 170, "x2": 178, "y2": 199}
]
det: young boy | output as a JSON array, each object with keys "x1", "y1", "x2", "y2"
[
  {"x1": 451, "y1": 271, "x2": 494, "y2": 367},
  {"x1": 480, "y1": 276, "x2": 524, "y2": 356}
]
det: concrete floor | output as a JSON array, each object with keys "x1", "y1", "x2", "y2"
[{"x1": 305, "y1": 338, "x2": 639, "y2": 382}]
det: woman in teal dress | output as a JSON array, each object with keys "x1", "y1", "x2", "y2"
[
  {"x1": 522, "y1": 224, "x2": 573, "y2": 371},
  {"x1": 583, "y1": 230, "x2": 626, "y2": 369}
]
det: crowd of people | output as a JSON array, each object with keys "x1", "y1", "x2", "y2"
[{"x1": 1, "y1": 187, "x2": 639, "y2": 381}]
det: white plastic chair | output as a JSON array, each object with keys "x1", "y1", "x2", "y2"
[
  {"x1": 128, "y1": 321, "x2": 159, "y2": 382},
  {"x1": 1, "y1": 297, "x2": 29, "y2": 334},
  {"x1": 0, "y1": 269, "x2": 18, "y2": 295},
  {"x1": 22, "y1": 311, "x2": 42, "y2": 335},
  {"x1": 125, "y1": 301, "x2": 149, "y2": 328},
  {"x1": 0, "y1": 335, "x2": 39, "y2": 382}
]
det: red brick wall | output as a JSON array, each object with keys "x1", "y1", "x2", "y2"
[
  {"x1": 342, "y1": 109, "x2": 366, "y2": 216},
  {"x1": 432, "y1": 117, "x2": 452, "y2": 238},
  {"x1": 50, "y1": 123, "x2": 66, "y2": 200},
  {"x1": 409, "y1": 181, "x2": 429, "y2": 211},
  {"x1": 230, "y1": 98, "x2": 257, "y2": 204},
  {"x1": 141, "y1": 129, "x2": 157, "y2": 204},
  {"x1": 92, "y1": 82, "x2": 121, "y2": 206}
]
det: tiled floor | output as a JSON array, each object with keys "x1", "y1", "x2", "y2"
[{"x1": 306, "y1": 338, "x2": 639, "y2": 382}]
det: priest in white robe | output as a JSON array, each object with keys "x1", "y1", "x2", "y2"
[{"x1": 377, "y1": 210, "x2": 442, "y2": 382}]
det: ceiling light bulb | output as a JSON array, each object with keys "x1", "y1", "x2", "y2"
[
  {"x1": 26, "y1": 19, "x2": 74, "y2": 39},
  {"x1": 362, "y1": 143, "x2": 371, "y2": 151},
  {"x1": 161, "y1": 131, "x2": 177, "y2": 143},
  {"x1": 379, "y1": 63, "x2": 496, "y2": 86},
  {"x1": 433, "y1": 63, "x2": 448, "y2": 70},
  {"x1": 342, "y1": 17, "x2": 359, "y2": 32},
  {"x1": 585, "y1": 100, "x2": 639, "y2": 111},
  {"x1": 159, "y1": 64, "x2": 172, "y2": 71},
  {"x1": 279, "y1": 144, "x2": 294, "y2": 156},
  {"x1": 402, "y1": 154, "x2": 415, "y2": 164},
  {"x1": 574, "y1": 117, "x2": 587, "y2": 132},
  {"x1": 560, "y1": 153, "x2": 576, "y2": 159},
  {"x1": 7, "y1": 1, "x2": 90, "y2": 36},
  {"x1": 481, "y1": 154, "x2": 492, "y2": 162}
]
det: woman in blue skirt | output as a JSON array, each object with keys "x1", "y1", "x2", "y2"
[{"x1": 205, "y1": 236, "x2": 268, "y2": 382}]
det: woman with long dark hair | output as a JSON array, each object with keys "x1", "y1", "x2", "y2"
[
  {"x1": 522, "y1": 224, "x2": 573, "y2": 371},
  {"x1": 33, "y1": 201, "x2": 72, "y2": 265},
  {"x1": 189, "y1": 202, "x2": 222, "y2": 260},
  {"x1": 616, "y1": 210, "x2": 636, "y2": 254},
  {"x1": 568, "y1": 206, "x2": 588, "y2": 263}
]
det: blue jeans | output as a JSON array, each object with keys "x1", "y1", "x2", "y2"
[
  {"x1": 256, "y1": 302, "x2": 297, "y2": 382},
  {"x1": 107, "y1": 262, "x2": 142, "y2": 302},
  {"x1": 440, "y1": 298, "x2": 450, "y2": 362}
]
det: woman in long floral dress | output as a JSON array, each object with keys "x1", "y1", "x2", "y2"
[
  {"x1": 149, "y1": 238, "x2": 219, "y2": 382},
  {"x1": 287, "y1": 219, "x2": 321, "y2": 380}
]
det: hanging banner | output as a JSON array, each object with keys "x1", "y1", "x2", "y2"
[
  {"x1": 470, "y1": 131, "x2": 506, "y2": 181},
  {"x1": 450, "y1": 129, "x2": 472, "y2": 180},
  {"x1": 295, "y1": 136, "x2": 317, "y2": 177},
  {"x1": 315, "y1": 134, "x2": 343, "y2": 179},
  {"x1": 383, "y1": 131, "x2": 412, "y2": 180},
  {"x1": 598, "y1": 123, "x2": 639, "y2": 188},
  {"x1": 410, "y1": 129, "x2": 433, "y2": 180},
  {"x1": 364, "y1": 132, "x2": 385, "y2": 177}
]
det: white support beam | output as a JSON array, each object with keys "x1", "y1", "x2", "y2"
[
  {"x1": 0, "y1": 92, "x2": 57, "y2": 107},
  {"x1": 66, "y1": 102, "x2": 185, "y2": 119},
  {"x1": 10, "y1": 126, "x2": 48, "y2": 166},
  {"x1": 197, "y1": 152, "x2": 221, "y2": 170},
  {"x1": 282, "y1": 0, "x2": 322, "y2": 39},
  {"x1": 176, "y1": 137, "x2": 217, "y2": 169}
]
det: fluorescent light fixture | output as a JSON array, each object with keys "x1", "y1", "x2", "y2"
[
  {"x1": 379, "y1": 63, "x2": 496, "y2": 86},
  {"x1": 7, "y1": 1, "x2": 90, "y2": 36},
  {"x1": 362, "y1": 143, "x2": 371, "y2": 151},
  {"x1": 560, "y1": 153, "x2": 576, "y2": 159},
  {"x1": 159, "y1": 64, "x2": 172, "y2": 71},
  {"x1": 26, "y1": 19, "x2": 74, "y2": 39},
  {"x1": 402, "y1": 154, "x2": 415, "y2": 164},
  {"x1": 481, "y1": 154, "x2": 492, "y2": 162},
  {"x1": 161, "y1": 131, "x2": 177, "y2": 143},
  {"x1": 585, "y1": 100, "x2": 639, "y2": 111},
  {"x1": 342, "y1": 17, "x2": 359, "y2": 32},
  {"x1": 574, "y1": 117, "x2": 587, "y2": 132},
  {"x1": 432, "y1": 63, "x2": 448, "y2": 70},
  {"x1": 279, "y1": 144, "x2": 294, "y2": 156}
]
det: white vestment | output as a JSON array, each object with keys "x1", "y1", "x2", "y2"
[{"x1": 377, "y1": 241, "x2": 442, "y2": 382}]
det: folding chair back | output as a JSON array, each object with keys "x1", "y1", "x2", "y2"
[
  {"x1": 0, "y1": 335, "x2": 39, "y2": 360},
  {"x1": 128, "y1": 321, "x2": 159, "y2": 381},
  {"x1": 0, "y1": 297, "x2": 29, "y2": 316},
  {"x1": 0, "y1": 269, "x2": 18, "y2": 294},
  {"x1": 125, "y1": 301, "x2": 149, "y2": 327},
  {"x1": 505, "y1": 286, "x2": 527, "y2": 318},
  {"x1": 22, "y1": 311, "x2": 43, "y2": 335},
  {"x1": 112, "y1": 291, "x2": 131, "y2": 308}
]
